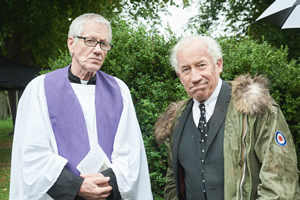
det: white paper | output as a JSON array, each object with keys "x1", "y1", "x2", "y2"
[{"x1": 76, "y1": 143, "x2": 111, "y2": 174}]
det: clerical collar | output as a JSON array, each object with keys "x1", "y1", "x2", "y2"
[{"x1": 68, "y1": 67, "x2": 96, "y2": 85}]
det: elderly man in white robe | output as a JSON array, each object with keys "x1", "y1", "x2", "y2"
[{"x1": 10, "y1": 13, "x2": 153, "y2": 200}]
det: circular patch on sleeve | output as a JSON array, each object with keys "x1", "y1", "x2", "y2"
[{"x1": 275, "y1": 131, "x2": 287, "y2": 146}]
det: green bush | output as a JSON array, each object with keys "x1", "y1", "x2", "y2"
[{"x1": 44, "y1": 19, "x2": 299, "y2": 198}]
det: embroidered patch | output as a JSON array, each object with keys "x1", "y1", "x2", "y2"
[{"x1": 275, "y1": 131, "x2": 286, "y2": 146}]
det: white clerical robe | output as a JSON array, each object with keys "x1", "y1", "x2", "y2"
[{"x1": 9, "y1": 74, "x2": 153, "y2": 200}]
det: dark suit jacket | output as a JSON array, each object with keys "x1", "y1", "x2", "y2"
[{"x1": 172, "y1": 81, "x2": 231, "y2": 200}]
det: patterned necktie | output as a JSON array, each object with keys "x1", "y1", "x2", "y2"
[
  {"x1": 198, "y1": 103, "x2": 208, "y2": 135},
  {"x1": 198, "y1": 103, "x2": 208, "y2": 198},
  {"x1": 198, "y1": 104, "x2": 209, "y2": 156}
]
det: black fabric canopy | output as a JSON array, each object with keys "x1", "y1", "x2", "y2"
[{"x1": 0, "y1": 55, "x2": 42, "y2": 90}]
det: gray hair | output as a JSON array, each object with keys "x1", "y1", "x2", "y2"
[
  {"x1": 68, "y1": 13, "x2": 112, "y2": 42},
  {"x1": 170, "y1": 35, "x2": 222, "y2": 72}
]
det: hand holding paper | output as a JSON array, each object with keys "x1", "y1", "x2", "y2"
[{"x1": 77, "y1": 143, "x2": 111, "y2": 174}]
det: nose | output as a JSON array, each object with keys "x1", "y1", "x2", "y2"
[
  {"x1": 190, "y1": 68, "x2": 202, "y2": 83},
  {"x1": 93, "y1": 43, "x2": 103, "y2": 54}
]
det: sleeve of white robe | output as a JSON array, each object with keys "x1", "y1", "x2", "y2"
[
  {"x1": 111, "y1": 78, "x2": 153, "y2": 200},
  {"x1": 9, "y1": 75, "x2": 68, "y2": 200}
]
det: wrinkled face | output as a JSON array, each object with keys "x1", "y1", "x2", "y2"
[
  {"x1": 176, "y1": 40, "x2": 223, "y2": 102},
  {"x1": 68, "y1": 21, "x2": 110, "y2": 74}
]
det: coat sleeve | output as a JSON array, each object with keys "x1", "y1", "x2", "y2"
[
  {"x1": 254, "y1": 105, "x2": 300, "y2": 199},
  {"x1": 164, "y1": 139, "x2": 179, "y2": 200},
  {"x1": 101, "y1": 168, "x2": 121, "y2": 200},
  {"x1": 47, "y1": 167, "x2": 84, "y2": 199}
]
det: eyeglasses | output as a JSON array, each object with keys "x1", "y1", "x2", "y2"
[{"x1": 75, "y1": 36, "x2": 113, "y2": 51}]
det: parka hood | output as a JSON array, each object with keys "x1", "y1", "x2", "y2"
[
  {"x1": 230, "y1": 74, "x2": 273, "y2": 116},
  {"x1": 154, "y1": 100, "x2": 187, "y2": 145},
  {"x1": 154, "y1": 74, "x2": 273, "y2": 144}
]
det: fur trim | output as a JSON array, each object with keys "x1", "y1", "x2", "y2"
[
  {"x1": 154, "y1": 100, "x2": 187, "y2": 144},
  {"x1": 231, "y1": 74, "x2": 273, "y2": 115},
  {"x1": 154, "y1": 74, "x2": 273, "y2": 144}
]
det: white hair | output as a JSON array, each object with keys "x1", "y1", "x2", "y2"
[
  {"x1": 68, "y1": 13, "x2": 112, "y2": 42},
  {"x1": 170, "y1": 35, "x2": 222, "y2": 72}
]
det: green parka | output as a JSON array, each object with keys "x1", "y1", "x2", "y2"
[{"x1": 154, "y1": 75, "x2": 299, "y2": 200}]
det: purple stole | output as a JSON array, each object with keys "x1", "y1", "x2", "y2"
[{"x1": 44, "y1": 65, "x2": 123, "y2": 177}]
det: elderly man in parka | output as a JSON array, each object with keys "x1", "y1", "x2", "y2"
[{"x1": 154, "y1": 35, "x2": 299, "y2": 200}]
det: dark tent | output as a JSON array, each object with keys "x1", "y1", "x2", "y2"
[
  {"x1": 0, "y1": 55, "x2": 42, "y2": 133},
  {"x1": 0, "y1": 55, "x2": 41, "y2": 90}
]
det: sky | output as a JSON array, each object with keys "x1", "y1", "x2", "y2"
[
  {"x1": 123, "y1": 0, "x2": 231, "y2": 38},
  {"x1": 157, "y1": 0, "x2": 230, "y2": 38},
  {"x1": 158, "y1": 0, "x2": 199, "y2": 37}
]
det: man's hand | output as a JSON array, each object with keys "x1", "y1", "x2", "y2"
[{"x1": 78, "y1": 173, "x2": 112, "y2": 200}]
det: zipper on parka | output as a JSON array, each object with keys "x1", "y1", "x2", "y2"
[{"x1": 239, "y1": 114, "x2": 248, "y2": 200}]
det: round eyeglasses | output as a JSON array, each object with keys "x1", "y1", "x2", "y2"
[{"x1": 75, "y1": 36, "x2": 113, "y2": 51}]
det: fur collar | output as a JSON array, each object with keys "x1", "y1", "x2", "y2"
[
  {"x1": 230, "y1": 74, "x2": 272, "y2": 115},
  {"x1": 154, "y1": 74, "x2": 273, "y2": 144}
]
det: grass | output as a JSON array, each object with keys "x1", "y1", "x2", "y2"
[{"x1": 0, "y1": 117, "x2": 13, "y2": 200}]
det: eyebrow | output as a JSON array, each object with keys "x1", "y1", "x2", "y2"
[
  {"x1": 196, "y1": 59, "x2": 205, "y2": 64},
  {"x1": 85, "y1": 35, "x2": 108, "y2": 42},
  {"x1": 179, "y1": 64, "x2": 189, "y2": 69}
]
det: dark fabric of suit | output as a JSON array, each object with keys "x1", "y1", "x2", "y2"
[
  {"x1": 173, "y1": 81, "x2": 231, "y2": 200},
  {"x1": 178, "y1": 111, "x2": 208, "y2": 199}
]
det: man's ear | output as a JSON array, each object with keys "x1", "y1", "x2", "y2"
[
  {"x1": 67, "y1": 37, "x2": 75, "y2": 56},
  {"x1": 216, "y1": 58, "x2": 223, "y2": 75}
]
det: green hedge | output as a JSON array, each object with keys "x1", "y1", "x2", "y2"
[{"x1": 44, "y1": 19, "x2": 299, "y2": 199}]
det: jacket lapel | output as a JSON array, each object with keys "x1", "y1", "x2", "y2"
[
  {"x1": 204, "y1": 81, "x2": 231, "y2": 155},
  {"x1": 173, "y1": 100, "x2": 193, "y2": 159},
  {"x1": 172, "y1": 99, "x2": 193, "y2": 199}
]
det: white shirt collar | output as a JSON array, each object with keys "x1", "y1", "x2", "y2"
[
  {"x1": 192, "y1": 77, "x2": 222, "y2": 126},
  {"x1": 80, "y1": 80, "x2": 89, "y2": 85}
]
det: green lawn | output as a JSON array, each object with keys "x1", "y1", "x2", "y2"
[{"x1": 0, "y1": 118, "x2": 13, "y2": 200}]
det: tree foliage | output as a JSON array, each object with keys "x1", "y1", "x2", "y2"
[
  {"x1": 187, "y1": 0, "x2": 300, "y2": 61},
  {"x1": 0, "y1": 0, "x2": 181, "y2": 67}
]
